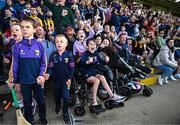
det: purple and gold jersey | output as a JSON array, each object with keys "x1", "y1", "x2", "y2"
[{"x1": 12, "y1": 38, "x2": 47, "y2": 84}]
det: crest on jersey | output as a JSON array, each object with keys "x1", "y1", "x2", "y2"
[
  {"x1": 65, "y1": 58, "x2": 69, "y2": 63},
  {"x1": 35, "y1": 50, "x2": 40, "y2": 56}
]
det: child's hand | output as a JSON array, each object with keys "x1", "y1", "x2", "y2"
[
  {"x1": 62, "y1": 9, "x2": 68, "y2": 16},
  {"x1": 105, "y1": 56, "x2": 109, "y2": 63},
  {"x1": 6, "y1": 80, "x2": 14, "y2": 89},
  {"x1": 49, "y1": 35, "x2": 54, "y2": 42},
  {"x1": 87, "y1": 57, "x2": 94, "y2": 64},
  {"x1": 66, "y1": 79, "x2": 71, "y2": 90},
  {"x1": 137, "y1": 55, "x2": 143, "y2": 60},
  {"x1": 36, "y1": 76, "x2": 45, "y2": 86},
  {"x1": 84, "y1": 20, "x2": 90, "y2": 27},
  {"x1": 3, "y1": 57, "x2": 10, "y2": 64},
  {"x1": 44, "y1": 74, "x2": 50, "y2": 80},
  {"x1": 100, "y1": 43, "x2": 105, "y2": 48},
  {"x1": 37, "y1": 38, "x2": 43, "y2": 42}
]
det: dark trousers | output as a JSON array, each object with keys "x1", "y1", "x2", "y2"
[
  {"x1": 0, "y1": 56, "x2": 4, "y2": 77},
  {"x1": 54, "y1": 81, "x2": 69, "y2": 115},
  {"x1": 21, "y1": 83, "x2": 46, "y2": 123}
]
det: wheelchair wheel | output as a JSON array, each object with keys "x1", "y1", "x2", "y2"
[
  {"x1": 131, "y1": 85, "x2": 142, "y2": 94},
  {"x1": 74, "y1": 106, "x2": 85, "y2": 116},
  {"x1": 143, "y1": 87, "x2": 153, "y2": 97},
  {"x1": 104, "y1": 100, "x2": 113, "y2": 109},
  {"x1": 117, "y1": 86, "x2": 132, "y2": 99},
  {"x1": 97, "y1": 89, "x2": 109, "y2": 101}
]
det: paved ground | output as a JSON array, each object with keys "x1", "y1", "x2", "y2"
[{"x1": 0, "y1": 79, "x2": 180, "y2": 125}]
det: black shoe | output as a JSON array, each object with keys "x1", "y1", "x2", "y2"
[
  {"x1": 89, "y1": 104, "x2": 106, "y2": 114},
  {"x1": 39, "y1": 119, "x2": 48, "y2": 125},
  {"x1": 62, "y1": 114, "x2": 70, "y2": 124},
  {"x1": 55, "y1": 105, "x2": 61, "y2": 114}
]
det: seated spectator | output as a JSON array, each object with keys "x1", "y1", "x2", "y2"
[
  {"x1": 20, "y1": 1, "x2": 31, "y2": 18},
  {"x1": 43, "y1": 8, "x2": 54, "y2": 33},
  {"x1": 174, "y1": 48, "x2": 180, "y2": 79},
  {"x1": 133, "y1": 35, "x2": 154, "y2": 63},
  {"x1": 73, "y1": 22, "x2": 94, "y2": 59},
  {"x1": 115, "y1": 34, "x2": 151, "y2": 74},
  {"x1": 14, "y1": 0, "x2": 26, "y2": 14},
  {"x1": 110, "y1": 25, "x2": 118, "y2": 41},
  {"x1": 155, "y1": 30, "x2": 166, "y2": 49},
  {"x1": 0, "y1": 0, "x2": 17, "y2": 18},
  {"x1": 74, "y1": 9, "x2": 82, "y2": 26},
  {"x1": 79, "y1": 38, "x2": 125, "y2": 106},
  {"x1": 30, "y1": 5, "x2": 43, "y2": 27},
  {"x1": 117, "y1": 25, "x2": 128, "y2": 41},
  {"x1": 36, "y1": 26, "x2": 56, "y2": 62},
  {"x1": 153, "y1": 38, "x2": 178, "y2": 85},
  {"x1": 43, "y1": 0, "x2": 75, "y2": 34},
  {"x1": 65, "y1": 25, "x2": 76, "y2": 52},
  {"x1": 94, "y1": 34, "x2": 102, "y2": 50}
]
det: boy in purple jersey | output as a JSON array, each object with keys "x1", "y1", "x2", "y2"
[
  {"x1": 11, "y1": 17, "x2": 48, "y2": 124},
  {"x1": 45, "y1": 34, "x2": 75, "y2": 124}
]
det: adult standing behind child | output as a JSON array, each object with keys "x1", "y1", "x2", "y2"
[
  {"x1": 11, "y1": 17, "x2": 48, "y2": 124},
  {"x1": 36, "y1": 25, "x2": 56, "y2": 62}
]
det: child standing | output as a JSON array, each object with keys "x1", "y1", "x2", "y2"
[
  {"x1": 11, "y1": 17, "x2": 47, "y2": 124},
  {"x1": 46, "y1": 34, "x2": 75, "y2": 124},
  {"x1": 5, "y1": 21, "x2": 24, "y2": 108}
]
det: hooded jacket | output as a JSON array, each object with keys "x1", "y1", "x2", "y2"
[{"x1": 153, "y1": 46, "x2": 178, "y2": 68}]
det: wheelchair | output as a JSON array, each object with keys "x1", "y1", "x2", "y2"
[
  {"x1": 69, "y1": 68, "x2": 92, "y2": 116},
  {"x1": 111, "y1": 56, "x2": 153, "y2": 100},
  {"x1": 69, "y1": 65, "x2": 126, "y2": 116}
]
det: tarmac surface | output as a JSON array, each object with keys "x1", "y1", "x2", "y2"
[{"x1": 0, "y1": 79, "x2": 180, "y2": 125}]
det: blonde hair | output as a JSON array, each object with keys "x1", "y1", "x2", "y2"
[
  {"x1": 10, "y1": 18, "x2": 20, "y2": 26},
  {"x1": 55, "y1": 34, "x2": 68, "y2": 44}
]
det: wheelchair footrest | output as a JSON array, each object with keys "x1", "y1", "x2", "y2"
[
  {"x1": 104, "y1": 100, "x2": 124, "y2": 109},
  {"x1": 89, "y1": 104, "x2": 106, "y2": 114}
]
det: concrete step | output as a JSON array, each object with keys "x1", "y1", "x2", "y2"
[
  {"x1": 150, "y1": 67, "x2": 161, "y2": 74},
  {"x1": 140, "y1": 74, "x2": 160, "y2": 86}
]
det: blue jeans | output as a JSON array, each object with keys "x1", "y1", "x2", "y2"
[{"x1": 157, "y1": 65, "x2": 176, "y2": 77}]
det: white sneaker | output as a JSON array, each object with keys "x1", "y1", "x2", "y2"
[
  {"x1": 18, "y1": 100, "x2": 24, "y2": 108},
  {"x1": 32, "y1": 98, "x2": 37, "y2": 115},
  {"x1": 110, "y1": 94, "x2": 126, "y2": 102},
  {"x1": 163, "y1": 77, "x2": 169, "y2": 84},
  {"x1": 158, "y1": 77, "x2": 164, "y2": 85},
  {"x1": 174, "y1": 73, "x2": 180, "y2": 79},
  {"x1": 170, "y1": 75, "x2": 177, "y2": 81}
]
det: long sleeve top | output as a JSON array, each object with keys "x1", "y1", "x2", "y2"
[
  {"x1": 47, "y1": 50, "x2": 75, "y2": 83},
  {"x1": 43, "y1": 0, "x2": 75, "y2": 33},
  {"x1": 12, "y1": 38, "x2": 47, "y2": 84}
]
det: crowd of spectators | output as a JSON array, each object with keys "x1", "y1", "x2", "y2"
[{"x1": 0, "y1": 0, "x2": 180, "y2": 124}]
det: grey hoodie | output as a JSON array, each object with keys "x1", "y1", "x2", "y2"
[{"x1": 153, "y1": 46, "x2": 178, "y2": 68}]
